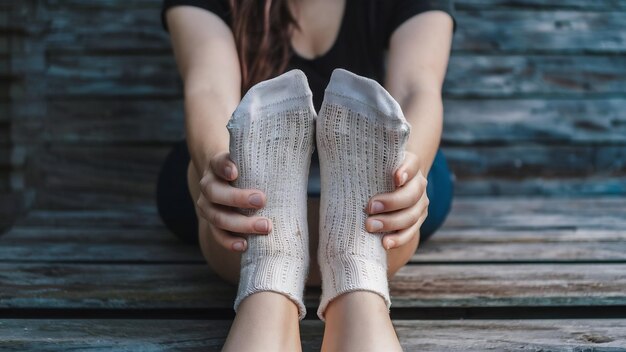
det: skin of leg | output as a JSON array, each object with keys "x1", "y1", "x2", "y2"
[
  {"x1": 319, "y1": 235, "x2": 418, "y2": 352},
  {"x1": 188, "y1": 162, "x2": 302, "y2": 351}
]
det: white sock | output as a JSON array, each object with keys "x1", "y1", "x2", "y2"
[
  {"x1": 227, "y1": 69, "x2": 316, "y2": 320},
  {"x1": 316, "y1": 68, "x2": 411, "y2": 321}
]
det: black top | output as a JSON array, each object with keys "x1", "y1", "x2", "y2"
[
  {"x1": 161, "y1": 0, "x2": 457, "y2": 112},
  {"x1": 162, "y1": 0, "x2": 457, "y2": 194}
]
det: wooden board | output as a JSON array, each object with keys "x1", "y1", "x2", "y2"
[
  {"x1": 15, "y1": 98, "x2": 626, "y2": 145},
  {"x1": 2, "y1": 196, "x2": 626, "y2": 263},
  {"x1": 0, "y1": 262, "x2": 623, "y2": 309},
  {"x1": 2, "y1": 226, "x2": 625, "y2": 263},
  {"x1": 456, "y1": 0, "x2": 626, "y2": 10},
  {"x1": 44, "y1": 54, "x2": 626, "y2": 98},
  {"x1": 452, "y1": 10, "x2": 626, "y2": 53},
  {"x1": 0, "y1": 319, "x2": 625, "y2": 351}
]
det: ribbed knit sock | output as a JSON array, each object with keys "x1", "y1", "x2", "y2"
[
  {"x1": 316, "y1": 68, "x2": 411, "y2": 321},
  {"x1": 227, "y1": 69, "x2": 316, "y2": 320}
]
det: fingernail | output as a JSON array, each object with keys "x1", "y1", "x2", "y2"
[
  {"x1": 385, "y1": 239, "x2": 396, "y2": 250},
  {"x1": 401, "y1": 172, "x2": 409, "y2": 185},
  {"x1": 249, "y1": 193, "x2": 263, "y2": 207},
  {"x1": 233, "y1": 241, "x2": 245, "y2": 251},
  {"x1": 254, "y1": 219, "x2": 269, "y2": 232},
  {"x1": 224, "y1": 166, "x2": 233, "y2": 179},
  {"x1": 369, "y1": 219, "x2": 384, "y2": 232},
  {"x1": 370, "y1": 201, "x2": 384, "y2": 213}
]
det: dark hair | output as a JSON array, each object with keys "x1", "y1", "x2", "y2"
[{"x1": 229, "y1": 0, "x2": 299, "y2": 95}]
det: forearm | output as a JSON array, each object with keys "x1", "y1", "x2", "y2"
[
  {"x1": 166, "y1": 7, "x2": 242, "y2": 177},
  {"x1": 393, "y1": 89, "x2": 444, "y2": 177},
  {"x1": 184, "y1": 87, "x2": 239, "y2": 178}
]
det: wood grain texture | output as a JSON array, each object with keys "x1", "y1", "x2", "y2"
[
  {"x1": 0, "y1": 262, "x2": 624, "y2": 309},
  {"x1": 1, "y1": 196, "x2": 625, "y2": 263},
  {"x1": 2, "y1": 226, "x2": 625, "y2": 263},
  {"x1": 443, "y1": 98, "x2": 626, "y2": 145},
  {"x1": 444, "y1": 55, "x2": 626, "y2": 98},
  {"x1": 453, "y1": 177, "x2": 626, "y2": 196},
  {"x1": 456, "y1": 0, "x2": 626, "y2": 10},
  {"x1": 28, "y1": 145, "x2": 169, "y2": 209},
  {"x1": 0, "y1": 319, "x2": 625, "y2": 351},
  {"x1": 19, "y1": 98, "x2": 626, "y2": 145},
  {"x1": 44, "y1": 54, "x2": 626, "y2": 98},
  {"x1": 453, "y1": 10, "x2": 626, "y2": 53}
]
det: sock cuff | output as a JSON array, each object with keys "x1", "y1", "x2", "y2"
[
  {"x1": 231, "y1": 69, "x2": 315, "y2": 120},
  {"x1": 323, "y1": 68, "x2": 409, "y2": 129},
  {"x1": 317, "y1": 255, "x2": 391, "y2": 321},
  {"x1": 234, "y1": 255, "x2": 309, "y2": 320}
]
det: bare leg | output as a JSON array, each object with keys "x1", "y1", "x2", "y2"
[
  {"x1": 319, "y1": 233, "x2": 419, "y2": 351},
  {"x1": 223, "y1": 292, "x2": 302, "y2": 351},
  {"x1": 188, "y1": 162, "x2": 303, "y2": 351}
]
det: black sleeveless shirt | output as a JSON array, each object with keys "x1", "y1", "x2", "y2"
[{"x1": 162, "y1": 0, "x2": 457, "y2": 112}]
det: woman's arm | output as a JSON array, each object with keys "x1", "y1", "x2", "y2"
[
  {"x1": 385, "y1": 10, "x2": 454, "y2": 177},
  {"x1": 366, "y1": 10, "x2": 454, "y2": 249},
  {"x1": 167, "y1": 6, "x2": 241, "y2": 175},
  {"x1": 167, "y1": 7, "x2": 272, "y2": 251}
]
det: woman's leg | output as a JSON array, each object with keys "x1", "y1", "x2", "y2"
[
  {"x1": 319, "y1": 148, "x2": 454, "y2": 351},
  {"x1": 188, "y1": 160, "x2": 303, "y2": 351}
]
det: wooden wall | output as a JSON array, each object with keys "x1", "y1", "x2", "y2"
[{"x1": 2, "y1": 0, "x2": 625, "y2": 217}]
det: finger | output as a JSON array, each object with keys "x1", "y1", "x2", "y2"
[
  {"x1": 203, "y1": 179, "x2": 267, "y2": 209},
  {"x1": 381, "y1": 213, "x2": 426, "y2": 250},
  {"x1": 366, "y1": 195, "x2": 429, "y2": 233},
  {"x1": 208, "y1": 224, "x2": 249, "y2": 252},
  {"x1": 367, "y1": 175, "x2": 427, "y2": 214},
  {"x1": 394, "y1": 152, "x2": 420, "y2": 187},
  {"x1": 209, "y1": 151, "x2": 238, "y2": 181},
  {"x1": 201, "y1": 203, "x2": 273, "y2": 235}
]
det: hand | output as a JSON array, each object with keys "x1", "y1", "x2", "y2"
[
  {"x1": 195, "y1": 150, "x2": 272, "y2": 252},
  {"x1": 364, "y1": 151, "x2": 429, "y2": 250}
]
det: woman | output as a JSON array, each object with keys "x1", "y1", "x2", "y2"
[{"x1": 157, "y1": 0, "x2": 456, "y2": 350}]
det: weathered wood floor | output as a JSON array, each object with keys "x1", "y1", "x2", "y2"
[{"x1": 1, "y1": 196, "x2": 625, "y2": 351}]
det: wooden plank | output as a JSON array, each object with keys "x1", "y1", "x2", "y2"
[
  {"x1": 454, "y1": 177, "x2": 626, "y2": 196},
  {"x1": 1, "y1": 226, "x2": 624, "y2": 263},
  {"x1": 45, "y1": 7, "x2": 170, "y2": 53},
  {"x1": 30, "y1": 145, "x2": 169, "y2": 209},
  {"x1": 0, "y1": 263, "x2": 624, "y2": 308},
  {"x1": 453, "y1": 11, "x2": 626, "y2": 53},
  {"x1": 443, "y1": 145, "x2": 626, "y2": 179},
  {"x1": 46, "y1": 55, "x2": 181, "y2": 98},
  {"x1": 415, "y1": 228, "x2": 626, "y2": 262},
  {"x1": 45, "y1": 0, "x2": 168, "y2": 10},
  {"x1": 21, "y1": 98, "x2": 626, "y2": 145},
  {"x1": 45, "y1": 54, "x2": 626, "y2": 98},
  {"x1": 1, "y1": 319, "x2": 625, "y2": 351},
  {"x1": 444, "y1": 55, "x2": 626, "y2": 98},
  {"x1": 0, "y1": 227, "x2": 204, "y2": 262},
  {"x1": 1, "y1": 197, "x2": 625, "y2": 263},
  {"x1": 456, "y1": 0, "x2": 626, "y2": 10},
  {"x1": 443, "y1": 98, "x2": 626, "y2": 145},
  {"x1": 19, "y1": 99, "x2": 185, "y2": 143}
]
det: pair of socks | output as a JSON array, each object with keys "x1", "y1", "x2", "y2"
[{"x1": 226, "y1": 68, "x2": 411, "y2": 321}]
